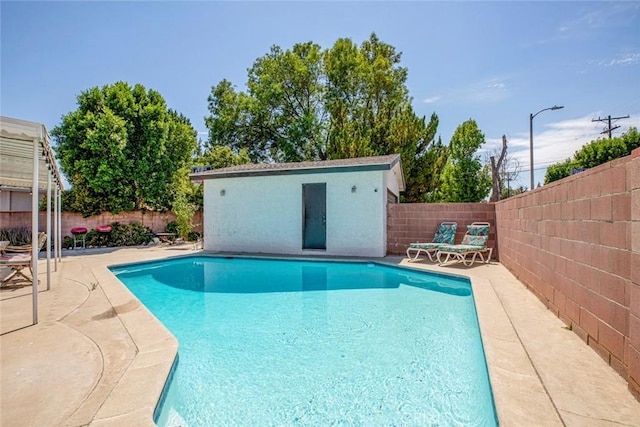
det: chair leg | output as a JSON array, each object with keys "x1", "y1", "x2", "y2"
[
  {"x1": 438, "y1": 251, "x2": 453, "y2": 265},
  {"x1": 406, "y1": 248, "x2": 422, "y2": 262},
  {"x1": 16, "y1": 269, "x2": 31, "y2": 282},
  {"x1": 1, "y1": 269, "x2": 18, "y2": 285},
  {"x1": 462, "y1": 252, "x2": 477, "y2": 267},
  {"x1": 1, "y1": 266, "x2": 31, "y2": 285}
]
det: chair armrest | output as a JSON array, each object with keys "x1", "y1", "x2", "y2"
[{"x1": 5, "y1": 245, "x2": 32, "y2": 253}]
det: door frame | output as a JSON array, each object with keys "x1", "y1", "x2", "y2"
[{"x1": 302, "y1": 183, "x2": 327, "y2": 250}]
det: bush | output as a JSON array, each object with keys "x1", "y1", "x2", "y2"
[
  {"x1": 545, "y1": 127, "x2": 639, "y2": 184},
  {"x1": 544, "y1": 159, "x2": 576, "y2": 184},
  {"x1": 108, "y1": 222, "x2": 152, "y2": 247},
  {"x1": 0, "y1": 227, "x2": 33, "y2": 246},
  {"x1": 63, "y1": 235, "x2": 74, "y2": 249},
  {"x1": 165, "y1": 221, "x2": 178, "y2": 235},
  {"x1": 62, "y1": 222, "x2": 152, "y2": 249}
]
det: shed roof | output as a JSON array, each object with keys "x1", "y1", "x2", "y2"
[
  {"x1": 190, "y1": 154, "x2": 405, "y2": 190},
  {"x1": 0, "y1": 116, "x2": 64, "y2": 191}
]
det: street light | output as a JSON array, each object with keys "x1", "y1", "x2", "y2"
[{"x1": 529, "y1": 105, "x2": 564, "y2": 190}]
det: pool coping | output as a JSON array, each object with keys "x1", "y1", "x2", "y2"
[{"x1": 93, "y1": 251, "x2": 561, "y2": 425}]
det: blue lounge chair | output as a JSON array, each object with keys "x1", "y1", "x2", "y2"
[
  {"x1": 436, "y1": 222, "x2": 492, "y2": 266},
  {"x1": 406, "y1": 222, "x2": 457, "y2": 262}
]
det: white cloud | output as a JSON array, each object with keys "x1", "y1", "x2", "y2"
[
  {"x1": 423, "y1": 95, "x2": 441, "y2": 104},
  {"x1": 480, "y1": 113, "x2": 640, "y2": 188},
  {"x1": 531, "y1": 4, "x2": 639, "y2": 46},
  {"x1": 467, "y1": 79, "x2": 510, "y2": 103},
  {"x1": 598, "y1": 52, "x2": 640, "y2": 67},
  {"x1": 557, "y1": 4, "x2": 639, "y2": 35},
  {"x1": 434, "y1": 77, "x2": 511, "y2": 105}
]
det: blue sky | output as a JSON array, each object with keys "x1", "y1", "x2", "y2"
[{"x1": 2, "y1": 1, "x2": 639, "y2": 189}]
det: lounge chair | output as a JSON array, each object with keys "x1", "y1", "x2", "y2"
[
  {"x1": 0, "y1": 233, "x2": 47, "y2": 285},
  {"x1": 406, "y1": 222, "x2": 457, "y2": 262},
  {"x1": 436, "y1": 222, "x2": 492, "y2": 266}
]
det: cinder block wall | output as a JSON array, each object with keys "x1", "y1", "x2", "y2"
[
  {"x1": 386, "y1": 203, "x2": 497, "y2": 258},
  {"x1": 0, "y1": 211, "x2": 204, "y2": 235},
  {"x1": 496, "y1": 148, "x2": 640, "y2": 397}
]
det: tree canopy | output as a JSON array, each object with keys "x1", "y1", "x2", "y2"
[
  {"x1": 204, "y1": 33, "x2": 445, "y2": 202},
  {"x1": 52, "y1": 82, "x2": 198, "y2": 215},
  {"x1": 436, "y1": 119, "x2": 491, "y2": 202},
  {"x1": 545, "y1": 127, "x2": 639, "y2": 184}
]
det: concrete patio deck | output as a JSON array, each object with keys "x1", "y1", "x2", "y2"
[{"x1": 1, "y1": 246, "x2": 639, "y2": 426}]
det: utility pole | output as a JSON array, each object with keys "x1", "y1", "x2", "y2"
[{"x1": 592, "y1": 114, "x2": 630, "y2": 139}]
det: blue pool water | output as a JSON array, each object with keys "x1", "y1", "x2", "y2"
[{"x1": 110, "y1": 256, "x2": 497, "y2": 426}]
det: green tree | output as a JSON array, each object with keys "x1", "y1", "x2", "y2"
[
  {"x1": 199, "y1": 145, "x2": 251, "y2": 169},
  {"x1": 52, "y1": 82, "x2": 198, "y2": 215},
  {"x1": 205, "y1": 79, "x2": 264, "y2": 162},
  {"x1": 544, "y1": 127, "x2": 639, "y2": 184},
  {"x1": 544, "y1": 158, "x2": 576, "y2": 184},
  {"x1": 247, "y1": 42, "x2": 327, "y2": 162},
  {"x1": 437, "y1": 120, "x2": 491, "y2": 202},
  {"x1": 204, "y1": 33, "x2": 444, "y2": 202},
  {"x1": 323, "y1": 36, "x2": 445, "y2": 202}
]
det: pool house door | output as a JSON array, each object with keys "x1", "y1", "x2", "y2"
[{"x1": 302, "y1": 183, "x2": 326, "y2": 250}]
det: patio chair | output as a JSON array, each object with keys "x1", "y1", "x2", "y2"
[
  {"x1": 436, "y1": 222, "x2": 492, "y2": 267},
  {"x1": 1, "y1": 233, "x2": 47, "y2": 285},
  {"x1": 4, "y1": 232, "x2": 47, "y2": 254},
  {"x1": 406, "y1": 222, "x2": 457, "y2": 262},
  {"x1": 0, "y1": 253, "x2": 33, "y2": 285}
]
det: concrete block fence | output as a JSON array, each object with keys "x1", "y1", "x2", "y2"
[
  {"x1": 0, "y1": 210, "x2": 204, "y2": 237},
  {"x1": 495, "y1": 147, "x2": 640, "y2": 399},
  {"x1": 386, "y1": 202, "x2": 497, "y2": 259}
]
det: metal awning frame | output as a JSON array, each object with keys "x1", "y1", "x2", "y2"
[{"x1": 1, "y1": 116, "x2": 64, "y2": 326}]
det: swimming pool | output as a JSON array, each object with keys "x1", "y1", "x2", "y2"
[{"x1": 110, "y1": 256, "x2": 497, "y2": 426}]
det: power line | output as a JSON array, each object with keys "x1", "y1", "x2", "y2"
[{"x1": 591, "y1": 114, "x2": 630, "y2": 139}]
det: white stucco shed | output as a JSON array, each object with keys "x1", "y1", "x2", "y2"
[{"x1": 191, "y1": 154, "x2": 404, "y2": 257}]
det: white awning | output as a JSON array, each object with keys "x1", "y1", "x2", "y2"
[
  {"x1": 0, "y1": 116, "x2": 64, "y2": 191},
  {"x1": 1, "y1": 115, "x2": 64, "y2": 326}
]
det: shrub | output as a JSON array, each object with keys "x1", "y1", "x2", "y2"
[
  {"x1": 165, "y1": 221, "x2": 178, "y2": 235},
  {"x1": 63, "y1": 235, "x2": 74, "y2": 249},
  {"x1": 0, "y1": 227, "x2": 32, "y2": 245},
  {"x1": 171, "y1": 193, "x2": 196, "y2": 240},
  {"x1": 545, "y1": 127, "x2": 639, "y2": 184},
  {"x1": 108, "y1": 222, "x2": 152, "y2": 247}
]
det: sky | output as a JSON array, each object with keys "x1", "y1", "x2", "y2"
[{"x1": 2, "y1": 1, "x2": 639, "y2": 189}]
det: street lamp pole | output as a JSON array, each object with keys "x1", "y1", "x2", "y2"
[{"x1": 529, "y1": 105, "x2": 564, "y2": 190}]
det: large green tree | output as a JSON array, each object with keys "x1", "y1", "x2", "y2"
[
  {"x1": 204, "y1": 33, "x2": 445, "y2": 202},
  {"x1": 437, "y1": 119, "x2": 491, "y2": 202},
  {"x1": 53, "y1": 82, "x2": 198, "y2": 215}
]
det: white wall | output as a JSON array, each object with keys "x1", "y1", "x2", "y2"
[
  {"x1": 203, "y1": 170, "x2": 389, "y2": 257},
  {"x1": 0, "y1": 191, "x2": 10, "y2": 211},
  {"x1": 0, "y1": 190, "x2": 40, "y2": 211}
]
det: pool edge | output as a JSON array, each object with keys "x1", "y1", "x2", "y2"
[
  {"x1": 88, "y1": 254, "x2": 180, "y2": 426},
  {"x1": 96, "y1": 252, "x2": 563, "y2": 426}
]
